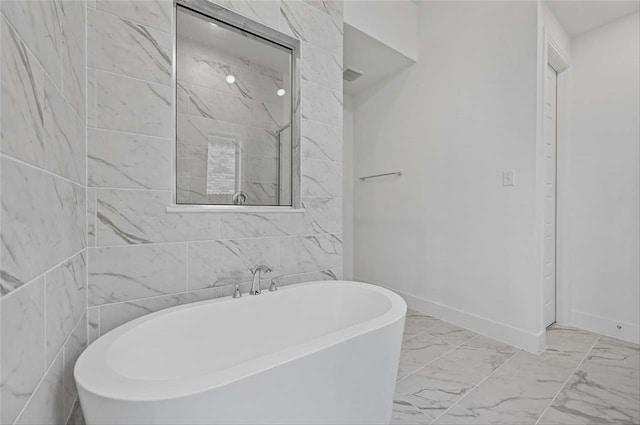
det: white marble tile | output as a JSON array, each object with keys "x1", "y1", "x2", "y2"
[
  {"x1": 99, "y1": 289, "x2": 221, "y2": 334},
  {"x1": 89, "y1": 244, "x2": 188, "y2": 305},
  {"x1": 398, "y1": 333, "x2": 454, "y2": 381},
  {"x1": 67, "y1": 399, "x2": 86, "y2": 425},
  {"x1": 61, "y1": 10, "x2": 86, "y2": 120},
  {"x1": 1, "y1": 19, "x2": 86, "y2": 184},
  {"x1": 87, "y1": 68, "x2": 97, "y2": 127},
  {"x1": 539, "y1": 337, "x2": 640, "y2": 425},
  {"x1": 303, "y1": 0, "x2": 343, "y2": 20},
  {"x1": 89, "y1": 8, "x2": 172, "y2": 85},
  {"x1": 403, "y1": 310, "x2": 445, "y2": 339},
  {"x1": 0, "y1": 277, "x2": 45, "y2": 425},
  {"x1": 279, "y1": 234, "x2": 342, "y2": 275},
  {"x1": 188, "y1": 239, "x2": 279, "y2": 290},
  {"x1": 96, "y1": 189, "x2": 221, "y2": 245},
  {"x1": 545, "y1": 324, "x2": 600, "y2": 355},
  {"x1": 88, "y1": 306, "x2": 100, "y2": 345},
  {"x1": 279, "y1": 0, "x2": 342, "y2": 56},
  {"x1": 61, "y1": 182, "x2": 87, "y2": 259},
  {"x1": 428, "y1": 322, "x2": 478, "y2": 346},
  {"x1": 301, "y1": 118, "x2": 342, "y2": 162},
  {"x1": 57, "y1": 0, "x2": 85, "y2": 51},
  {"x1": 300, "y1": 80, "x2": 342, "y2": 127},
  {"x1": 96, "y1": 70, "x2": 172, "y2": 137},
  {"x1": 301, "y1": 159, "x2": 342, "y2": 198},
  {"x1": 1, "y1": 158, "x2": 85, "y2": 294},
  {"x1": 88, "y1": 129, "x2": 172, "y2": 190},
  {"x1": 1, "y1": 0, "x2": 62, "y2": 86},
  {"x1": 394, "y1": 336, "x2": 517, "y2": 422},
  {"x1": 15, "y1": 350, "x2": 64, "y2": 425},
  {"x1": 300, "y1": 197, "x2": 341, "y2": 234},
  {"x1": 211, "y1": 0, "x2": 280, "y2": 29},
  {"x1": 87, "y1": 188, "x2": 97, "y2": 247},
  {"x1": 62, "y1": 315, "x2": 87, "y2": 421},
  {"x1": 45, "y1": 252, "x2": 87, "y2": 366},
  {"x1": 220, "y1": 213, "x2": 301, "y2": 239},
  {"x1": 96, "y1": 0, "x2": 172, "y2": 33},
  {"x1": 301, "y1": 42, "x2": 342, "y2": 91},
  {"x1": 435, "y1": 345, "x2": 586, "y2": 424}
]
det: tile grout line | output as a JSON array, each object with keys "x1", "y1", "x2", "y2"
[
  {"x1": 397, "y1": 333, "x2": 481, "y2": 384},
  {"x1": 11, "y1": 311, "x2": 87, "y2": 425},
  {"x1": 428, "y1": 347, "x2": 522, "y2": 425},
  {"x1": 533, "y1": 335, "x2": 602, "y2": 425}
]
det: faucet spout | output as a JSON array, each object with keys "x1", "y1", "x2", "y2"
[{"x1": 250, "y1": 265, "x2": 272, "y2": 295}]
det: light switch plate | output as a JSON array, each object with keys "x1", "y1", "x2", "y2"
[{"x1": 503, "y1": 170, "x2": 515, "y2": 186}]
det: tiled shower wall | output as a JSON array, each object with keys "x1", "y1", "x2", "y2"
[{"x1": 0, "y1": 1, "x2": 87, "y2": 424}]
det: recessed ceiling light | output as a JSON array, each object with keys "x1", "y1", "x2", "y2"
[
  {"x1": 277, "y1": 88, "x2": 286, "y2": 97},
  {"x1": 226, "y1": 74, "x2": 236, "y2": 84}
]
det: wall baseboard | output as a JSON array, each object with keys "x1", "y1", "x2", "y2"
[
  {"x1": 571, "y1": 310, "x2": 640, "y2": 345},
  {"x1": 379, "y1": 285, "x2": 545, "y2": 354}
]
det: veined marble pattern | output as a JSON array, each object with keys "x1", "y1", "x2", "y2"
[
  {"x1": 391, "y1": 311, "x2": 640, "y2": 425},
  {"x1": 220, "y1": 213, "x2": 301, "y2": 239},
  {"x1": 301, "y1": 158, "x2": 342, "y2": 198},
  {"x1": 1, "y1": 157, "x2": 86, "y2": 294},
  {"x1": 300, "y1": 80, "x2": 342, "y2": 127},
  {"x1": 279, "y1": 234, "x2": 342, "y2": 275},
  {"x1": 301, "y1": 118, "x2": 342, "y2": 162},
  {"x1": 87, "y1": 188, "x2": 97, "y2": 246},
  {"x1": 89, "y1": 244, "x2": 188, "y2": 305},
  {"x1": 15, "y1": 351, "x2": 64, "y2": 425},
  {"x1": 1, "y1": 18, "x2": 86, "y2": 184},
  {"x1": 301, "y1": 42, "x2": 342, "y2": 92},
  {"x1": 210, "y1": 0, "x2": 280, "y2": 29},
  {"x1": 280, "y1": 0, "x2": 342, "y2": 55},
  {"x1": 95, "y1": 189, "x2": 221, "y2": 245},
  {"x1": 0, "y1": 0, "x2": 61, "y2": 86},
  {"x1": 95, "y1": 70, "x2": 172, "y2": 137},
  {"x1": 62, "y1": 315, "x2": 88, "y2": 421},
  {"x1": 89, "y1": 8, "x2": 172, "y2": 85},
  {"x1": 45, "y1": 252, "x2": 87, "y2": 366},
  {"x1": 300, "y1": 197, "x2": 342, "y2": 234},
  {"x1": 188, "y1": 239, "x2": 279, "y2": 290},
  {"x1": 0, "y1": 277, "x2": 45, "y2": 425},
  {"x1": 95, "y1": 0, "x2": 172, "y2": 34},
  {"x1": 88, "y1": 129, "x2": 172, "y2": 190},
  {"x1": 61, "y1": 6, "x2": 87, "y2": 121}
]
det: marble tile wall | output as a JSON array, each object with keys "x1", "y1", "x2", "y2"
[
  {"x1": 86, "y1": 0, "x2": 344, "y2": 342},
  {"x1": 0, "y1": 1, "x2": 87, "y2": 424}
]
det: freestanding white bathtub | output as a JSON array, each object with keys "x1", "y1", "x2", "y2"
[{"x1": 75, "y1": 281, "x2": 406, "y2": 424}]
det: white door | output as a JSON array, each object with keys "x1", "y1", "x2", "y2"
[{"x1": 543, "y1": 64, "x2": 557, "y2": 328}]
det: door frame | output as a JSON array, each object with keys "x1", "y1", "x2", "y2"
[{"x1": 539, "y1": 29, "x2": 571, "y2": 330}]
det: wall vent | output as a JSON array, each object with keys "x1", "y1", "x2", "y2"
[{"x1": 343, "y1": 66, "x2": 364, "y2": 82}]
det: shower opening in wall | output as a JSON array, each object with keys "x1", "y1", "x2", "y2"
[{"x1": 174, "y1": 1, "x2": 300, "y2": 207}]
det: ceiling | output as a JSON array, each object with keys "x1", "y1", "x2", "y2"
[
  {"x1": 343, "y1": 24, "x2": 415, "y2": 96},
  {"x1": 545, "y1": 0, "x2": 640, "y2": 37}
]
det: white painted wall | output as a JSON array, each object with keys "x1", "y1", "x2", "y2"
[
  {"x1": 353, "y1": 1, "x2": 543, "y2": 352},
  {"x1": 343, "y1": 95, "x2": 354, "y2": 280},
  {"x1": 541, "y1": 2, "x2": 571, "y2": 58},
  {"x1": 343, "y1": 0, "x2": 417, "y2": 61},
  {"x1": 563, "y1": 12, "x2": 640, "y2": 343}
]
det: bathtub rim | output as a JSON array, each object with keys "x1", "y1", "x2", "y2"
[{"x1": 75, "y1": 281, "x2": 407, "y2": 402}]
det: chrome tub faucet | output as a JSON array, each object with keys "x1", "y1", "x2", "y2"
[{"x1": 250, "y1": 265, "x2": 272, "y2": 295}]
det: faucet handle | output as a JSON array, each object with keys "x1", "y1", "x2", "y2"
[
  {"x1": 232, "y1": 285, "x2": 242, "y2": 298},
  {"x1": 251, "y1": 265, "x2": 272, "y2": 274},
  {"x1": 269, "y1": 279, "x2": 278, "y2": 292}
]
